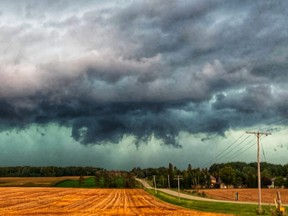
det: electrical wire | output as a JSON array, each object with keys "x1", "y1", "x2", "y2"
[
  {"x1": 225, "y1": 137, "x2": 255, "y2": 162},
  {"x1": 202, "y1": 116, "x2": 287, "y2": 168},
  {"x1": 202, "y1": 133, "x2": 246, "y2": 167},
  {"x1": 202, "y1": 133, "x2": 250, "y2": 167}
]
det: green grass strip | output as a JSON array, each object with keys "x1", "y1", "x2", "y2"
[{"x1": 55, "y1": 177, "x2": 96, "y2": 188}]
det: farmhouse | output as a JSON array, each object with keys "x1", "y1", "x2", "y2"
[
  {"x1": 210, "y1": 175, "x2": 217, "y2": 188},
  {"x1": 268, "y1": 177, "x2": 287, "y2": 189}
]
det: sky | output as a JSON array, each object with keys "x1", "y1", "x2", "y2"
[{"x1": 0, "y1": 0, "x2": 287, "y2": 170}]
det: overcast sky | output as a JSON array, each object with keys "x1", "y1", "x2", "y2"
[{"x1": 0, "y1": 0, "x2": 287, "y2": 170}]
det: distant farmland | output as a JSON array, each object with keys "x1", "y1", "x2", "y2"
[
  {"x1": 0, "y1": 176, "x2": 81, "y2": 187},
  {"x1": 197, "y1": 188, "x2": 288, "y2": 204}
]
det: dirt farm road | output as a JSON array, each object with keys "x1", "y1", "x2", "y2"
[{"x1": 136, "y1": 178, "x2": 288, "y2": 206}]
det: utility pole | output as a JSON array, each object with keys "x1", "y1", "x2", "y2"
[
  {"x1": 153, "y1": 175, "x2": 157, "y2": 194},
  {"x1": 174, "y1": 175, "x2": 183, "y2": 202},
  {"x1": 168, "y1": 174, "x2": 171, "y2": 189},
  {"x1": 246, "y1": 131, "x2": 271, "y2": 214},
  {"x1": 178, "y1": 175, "x2": 180, "y2": 202}
]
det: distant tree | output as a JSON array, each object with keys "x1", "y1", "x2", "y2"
[
  {"x1": 79, "y1": 175, "x2": 85, "y2": 186},
  {"x1": 131, "y1": 167, "x2": 145, "y2": 178},
  {"x1": 182, "y1": 170, "x2": 189, "y2": 189},
  {"x1": 219, "y1": 166, "x2": 236, "y2": 186},
  {"x1": 168, "y1": 163, "x2": 176, "y2": 188},
  {"x1": 261, "y1": 176, "x2": 272, "y2": 188},
  {"x1": 283, "y1": 164, "x2": 288, "y2": 177},
  {"x1": 284, "y1": 178, "x2": 288, "y2": 188},
  {"x1": 125, "y1": 172, "x2": 136, "y2": 188},
  {"x1": 261, "y1": 168, "x2": 272, "y2": 179},
  {"x1": 187, "y1": 164, "x2": 192, "y2": 173},
  {"x1": 242, "y1": 166, "x2": 257, "y2": 188},
  {"x1": 274, "y1": 176, "x2": 285, "y2": 188}
]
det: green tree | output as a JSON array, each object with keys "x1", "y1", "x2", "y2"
[
  {"x1": 219, "y1": 166, "x2": 236, "y2": 185},
  {"x1": 168, "y1": 163, "x2": 176, "y2": 188},
  {"x1": 187, "y1": 164, "x2": 192, "y2": 173},
  {"x1": 261, "y1": 176, "x2": 272, "y2": 188},
  {"x1": 261, "y1": 168, "x2": 272, "y2": 179},
  {"x1": 274, "y1": 176, "x2": 285, "y2": 188},
  {"x1": 125, "y1": 172, "x2": 136, "y2": 188},
  {"x1": 284, "y1": 178, "x2": 288, "y2": 188},
  {"x1": 242, "y1": 166, "x2": 257, "y2": 188}
]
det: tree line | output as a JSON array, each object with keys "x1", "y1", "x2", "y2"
[
  {"x1": 132, "y1": 162, "x2": 288, "y2": 189},
  {"x1": 94, "y1": 170, "x2": 135, "y2": 188},
  {"x1": 132, "y1": 163, "x2": 210, "y2": 189},
  {"x1": 0, "y1": 166, "x2": 103, "y2": 177},
  {"x1": 0, "y1": 166, "x2": 136, "y2": 188},
  {"x1": 209, "y1": 162, "x2": 288, "y2": 188},
  {"x1": 1, "y1": 162, "x2": 288, "y2": 189}
]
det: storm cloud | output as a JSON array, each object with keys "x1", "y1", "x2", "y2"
[{"x1": 0, "y1": 0, "x2": 288, "y2": 147}]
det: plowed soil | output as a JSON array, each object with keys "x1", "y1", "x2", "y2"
[
  {"x1": 198, "y1": 188, "x2": 288, "y2": 204},
  {"x1": 0, "y1": 188, "x2": 230, "y2": 216}
]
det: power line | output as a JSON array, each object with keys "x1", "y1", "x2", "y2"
[
  {"x1": 202, "y1": 116, "x2": 285, "y2": 168},
  {"x1": 218, "y1": 135, "x2": 253, "y2": 162},
  {"x1": 261, "y1": 142, "x2": 267, "y2": 163},
  {"x1": 204, "y1": 135, "x2": 254, "y2": 167},
  {"x1": 202, "y1": 133, "x2": 247, "y2": 167},
  {"x1": 260, "y1": 135, "x2": 268, "y2": 163},
  {"x1": 225, "y1": 137, "x2": 255, "y2": 162}
]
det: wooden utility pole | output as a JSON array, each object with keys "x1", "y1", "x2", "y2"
[
  {"x1": 168, "y1": 174, "x2": 171, "y2": 189},
  {"x1": 178, "y1": 175, "x2": 180, "y2": 202},
  {"x1": 174, "y1": 175, "x2": 183, "y2": 202},
  {"x1": 153, "y1": 175, "x2": 157, "y2": 194},
  {"x1": 246, "y1": 131, "x2": 271, "y2": 213},
  {"x1": 275, "y1": 191, "x2": 285, "y2": 215}
]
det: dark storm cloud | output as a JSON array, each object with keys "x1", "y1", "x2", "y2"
[
  {"x1": 0, "y1": 96, "x2": 232, "y2": 146},
  {"x1": 213, "y1": 85, "x2": 288, "y2": 116},
  {"x1": 0, "y1": 0, "x2": 288, "y2": 146},
  {"x1": 251, "y1": 61, "x2": 288, "y2": 82}
]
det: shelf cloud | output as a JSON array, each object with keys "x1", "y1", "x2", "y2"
[{"x1": 0, "y1": 0, "x2": 287, "y2": 149}]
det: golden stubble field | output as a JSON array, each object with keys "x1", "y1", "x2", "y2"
[{"x1": 0, "y1": 188, "x2": 231, "y2": 216}]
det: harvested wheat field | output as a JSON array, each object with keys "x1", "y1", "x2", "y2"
[
  {"x1": 199, "y1": 188, "x2": 288, "y2": 204},
  {"x1": 0, "y1": 188, "x2": 230, "y2": 216}
]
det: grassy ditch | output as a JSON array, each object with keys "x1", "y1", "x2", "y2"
[{"x1": 146, "y1": 189, "x2": 286, "y2": 216}]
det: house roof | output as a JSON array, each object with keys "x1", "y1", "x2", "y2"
[{"x1": 210, "y1": 175, "x2": 216, "y2": 180}]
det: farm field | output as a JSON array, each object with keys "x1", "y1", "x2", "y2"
[
  {"x1": 197, "y1": 188, "x2": 288, "y2": 204},
  {"x1": 0, "y1": 188, "x2": 230, "y2": 216},
  {"x1": 0, "y1": 176, "x2": 81, "y2": 187}
]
